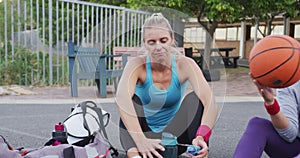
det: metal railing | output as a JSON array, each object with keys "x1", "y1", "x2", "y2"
[{"x1": 0, "y1": 0, "x2": 150, "y2": 86}]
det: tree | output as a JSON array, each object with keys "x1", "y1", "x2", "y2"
[
  {"x1": 239, "y1": 0, "x2": 300, "y2": 37},
  {"x1": 185, "y1": 0, "x2": 243, "y2": 69},
  {"x1": 122, "y1": 0, "x2": 244, "y2": 69},
  {"x1": 121, "y1": 0, "x2": 300, "y2": 69}
]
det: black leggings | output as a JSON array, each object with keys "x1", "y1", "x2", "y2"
[{"x1": 119, "y1": 92, "x2": 204, "y2": 155}]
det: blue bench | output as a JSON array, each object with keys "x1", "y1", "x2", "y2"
[{"x1": 68, "y1": 41, "x2": 129, "y2": 98}]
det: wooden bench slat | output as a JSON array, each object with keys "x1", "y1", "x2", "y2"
[{"x1": 78, "y1": 57, "x2": 98, "y2": 73}]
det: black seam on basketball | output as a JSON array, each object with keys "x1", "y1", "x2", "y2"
[
  {"x1": 250, "y1": 35, "x2": 297, "y2": 62},
  {"x1": 253, "y1": 50, "x2": 295, "y2": 79},
  {"x1": 249, "y1": 47, "x2": 297, "y2": 62},
  {"x1": 283, "y1": 47, "x2": 300, "y2": 86}
]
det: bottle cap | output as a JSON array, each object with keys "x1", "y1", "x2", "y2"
[
  {"x1": 55, "y1": 122, "x2": 64, "y2": 131},
  {"x1": 161, "y1": 132, "x2": 178, "y2": 146},
  {"x1": 187, "y1": 145, "x2": 201, "y2": 156}
]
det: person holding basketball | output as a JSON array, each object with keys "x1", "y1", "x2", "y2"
[
  {"x1": 233, "y1": 77, "x2": 300, "y2": 157},
  {"x1": 115, "y1": 13, "x2": 218, "y2": 158}
]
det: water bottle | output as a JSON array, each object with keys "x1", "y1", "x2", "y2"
[
  {"x1": 160, "y1": 132, "x2": 178, "y2": 158},
  {"x1": 52, "y1": 122, "x2": 68, "y2": 145}
]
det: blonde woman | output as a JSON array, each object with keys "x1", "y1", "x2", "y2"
[{"x1": 115, "y1": 13, "x2": 218, "y2": 158}]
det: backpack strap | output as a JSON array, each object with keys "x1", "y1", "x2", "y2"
[
  {"x1": 81, "y1": 101, "x2": 119, "y2": 157},
  {"x1": 79, "y1": 101, "x2": 92, "y2": 137},
  {"x1": 0, "y1": 135, "x2": 13, "y2": 150},
  {"x1": 65, "y1": 101, "x2": 119, "y2": 157},
  {"x1": 88, "y1": 103, "x2": 109, "y2": 139},
  {"x1": 79, "y1": 101, "x2": 110, "y2": 139}
]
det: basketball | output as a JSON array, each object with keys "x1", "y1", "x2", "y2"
[{"x1": 249, "y1": 34, "x2": 300, "y2": 88}]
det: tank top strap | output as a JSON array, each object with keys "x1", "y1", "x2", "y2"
[
  {"x1": 145, "y1": 56, "x2": 153, "y2": 84},
  {"x1": 145, "y1": 55, "x2": 178, "y2": 85},
  {"x1": 171, "y1": 54, "x2": 177, "y2": 70}
]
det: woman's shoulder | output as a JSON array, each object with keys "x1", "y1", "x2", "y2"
[
  {"x1": 124, "y1": 56, "x2": 146, "y2": 70},
  {"x1": 127, "y1": 56, "x2": 146, "y2": 64},
  {"x1": 175, "y1": 55, "x2": 196, "y2": 67}
]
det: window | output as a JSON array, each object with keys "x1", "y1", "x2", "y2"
[
  {"x1": 251, "y1": 26, "x2": 265, "y2": 39},
  {"x1": 215, "y1": 28, "x2": 226, "y2": 40},
  {"x1": 295, "y1": 24, "x2": 300, "y2": 38},
  {"x1": 272, "y1": 25, "x2": 284, "y2": 35},
  {"x1": 215, "y1": 27, "x2": 240, "y2": 41},
  {"x1": 184, "y1": 27, "x2": 205, "y2": 43}
]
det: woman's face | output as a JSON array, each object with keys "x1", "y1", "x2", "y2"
[{"x1": 143, "y1": 26, "x2": 174, "y2": 61}]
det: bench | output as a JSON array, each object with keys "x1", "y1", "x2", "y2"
[
  {"x1": 222, "y1": 56, "x2": 240, "y2": 68},
  {"x1": 196, "y1": 48, "x2": 240, "y2": 68},
  {"x1": 68, "y1": 41, "x2": 129, "y2": 98},
  {"x1": 209, "y1": 55, "x2": 240, "y2": 68}
]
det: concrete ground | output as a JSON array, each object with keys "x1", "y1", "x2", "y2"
[
  {"x1": 0, "y1": 66, "x2": 271, "y2": 157},
  {"x1": 0, "y1": 100, "x2": 269, "y2": 158}
]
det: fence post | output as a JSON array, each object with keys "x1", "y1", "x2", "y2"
[
  {"x1": 4, "y1": 0, "x2": 8, "y2": 67},
  {"x1": 49, "y1": 0, "x2": 53, "y2": 85},
  {"x1": 98, "y1": 55, "x2": 107, "y2": 98},
  {"x1": 68, "y1": 41, "x2": 78, "y2": 97}
]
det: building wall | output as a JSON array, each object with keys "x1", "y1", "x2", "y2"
[
  {"x1": 245, "y1": 40, "x2": 255, "y2": 59},
  {"x1": 184, "y1": 18, "x2": 300, "y2": 60}
]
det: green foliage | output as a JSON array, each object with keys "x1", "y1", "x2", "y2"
[
  {"x1": 238, "y1": 0, "x2": 299, "y2": 36},
  {"x1": 121, "y1": 0, "x2": 299, "y2": 35},
  {"x1": 203, "y1": 0, "x2": 243, "y2": 23},
  {"x1": 122, "y1": 0, "x2": 183, "y2": 9},
  {"x1": 0, "y1": 46, "x2": 42, "y2": 85},
  {"x1": 0, "y1": 46, "x2": 67, "y2": 86},
  {"x1": 23, "y1": 0, "x2": 105, "y2": 47},
  {"x1": 119, "y1": 0, "x2": 244, "y2": 37},
  {"x1": 89, "y1": 0, "x2": 127, "y2": 6},
  {"x1": 240, "y1": 0, "x2": 299, "y2": 19},
  {"x1": 0, "y1": 0, "x2": 23, "y2": 45}
]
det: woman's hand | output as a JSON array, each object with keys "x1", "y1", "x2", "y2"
[
  {"x1": 253, "y1": 79, "x2": 275, "y2": 104},
  {"x1": 135, "y1": 137, "x2": 165, "y2": 158},
  {"x1": 191, "y1": 136, "x2": 209, "y2": 158},
  {"x1": 250, "y1": 73, "x2": 275, "y2": 105}
]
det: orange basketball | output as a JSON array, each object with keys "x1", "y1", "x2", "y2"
[{"x1": 249, "y1": 34, "x2": 300, "y2": 88}]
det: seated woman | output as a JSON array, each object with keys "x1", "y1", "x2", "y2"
[
  {"x1": 115, "y1": 13, "x2": 219, "y2": 158},
  {"x1": 233, "y1": 78, "x2": 300, "y2": 158}
]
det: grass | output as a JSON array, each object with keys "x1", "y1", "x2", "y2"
[{"x1": 225, "y1": 66, "x2": 250, "y2": 74}]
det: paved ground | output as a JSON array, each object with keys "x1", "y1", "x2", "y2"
[
  {"x1": 0, "y1": 67, "x2": 271, "y2": 157},
  {"x1": 0, "y1": 101, "x2": 269, "y2": 158},
  {"x1": 0, "y1": 67, "x2": 260, "y2": 101}
]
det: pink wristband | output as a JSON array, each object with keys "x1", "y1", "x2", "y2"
[
  {"x1": 195, "y1": 125, "x2": 212, "y2": 143},
  {"x1": 264, "y1": 99, "x2": 280, "y2": 115}
]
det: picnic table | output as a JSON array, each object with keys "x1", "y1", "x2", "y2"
[{"x1": 196, "y1": 47, "x2": 240, "y2": 68}]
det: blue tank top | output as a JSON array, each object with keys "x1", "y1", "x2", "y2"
[{"x1": 135, "y1": 55, "x2": 187, "y2": 132}]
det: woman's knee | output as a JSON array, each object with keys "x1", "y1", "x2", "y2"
[
  {"x1": 248, "y1": 117, "x2": 271, "y2": 127},
  {"x1": 246, "y1": 117, "x2": 273, "y2": 133}
]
